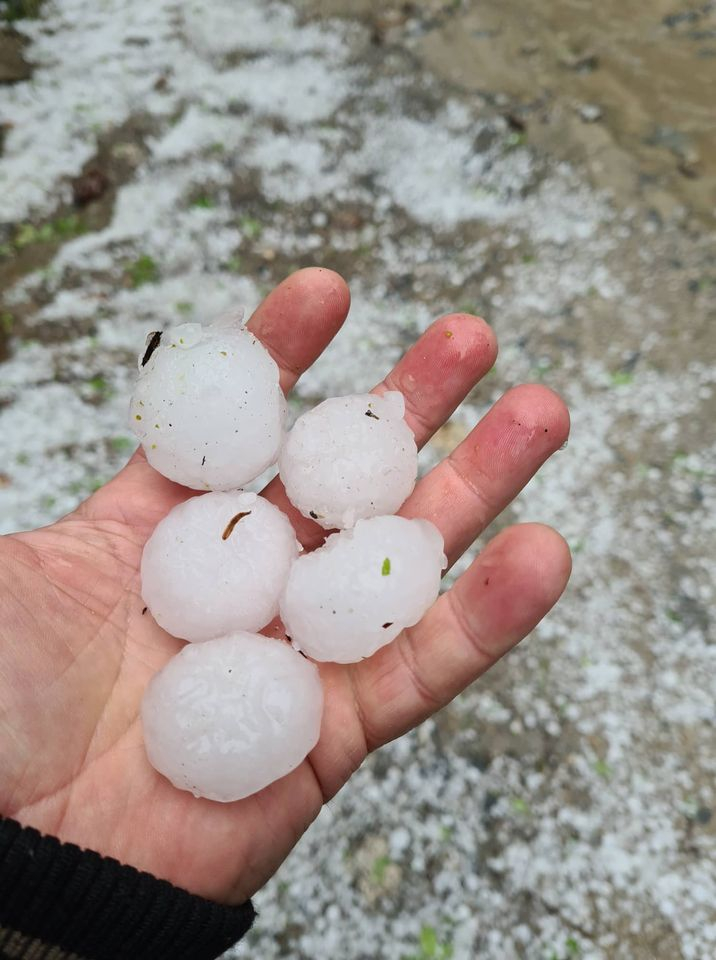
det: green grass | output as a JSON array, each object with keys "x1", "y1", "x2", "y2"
[
  {"x1": 610, "y1": 370, "x2": 633, "y2": 387},
  {"x1": 404, "y1": 926, "x2": 453, "y2": 960},
  {"x1": 127, "y1": 253, "x2": 159, "y2": 287},
  {"x1": 87, "y1": 375, "x2": 109, "y2": 393},
  {"x1": 505, "y1": 131, "x2": 527, "y2": 150},
  {"x1": 371, "y1": 855, "x2": 392, "y2": 883},
  {"x1": 1, "y1": 0, "x2": 43, "y2": 21},
  {"x1": 593, "y1": 758, "x2": 613, "y2": 780},
  {"x1": 546, "y1": 937, "x2": 581, "y2": 960},
  {"x1": 109, "y1": 436, "x2": 134, "y2": 454},
  {"x1": 239, "y1": 215, "x2": 262, "y2": 240},
  {"x1": 12, "y1": 214, "x2": 84, "y2": 251}
]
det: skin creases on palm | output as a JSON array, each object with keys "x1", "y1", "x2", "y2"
[{"x1": 0, "y1": 268, "x2": 571, "y2": 904}]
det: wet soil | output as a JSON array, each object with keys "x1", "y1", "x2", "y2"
[{"x1": 304, "y1": 0, "x2": 716, "y2": 223}]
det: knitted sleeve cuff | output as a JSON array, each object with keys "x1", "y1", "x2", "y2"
[{"x1": 0, "y1": 817, "x2": 255, "y2": 960}]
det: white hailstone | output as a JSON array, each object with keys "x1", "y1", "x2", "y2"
[
  {"x1": 129, "y1": 313, "x2": 286, "y2": 490},
  {"x1": 141, "y1": 491, "x2": 299, "y2": 642},
  {"x1": 280, "y1": 515, "x2": 446, "y2": 663},
  {"x1": 279, "y1": 391, "x2": 417, "y2": 529},
  {"x1": 142, "y1": 633, "x2": 323, "y2": 802}
]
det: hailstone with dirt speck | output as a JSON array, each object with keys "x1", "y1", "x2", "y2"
[
  {"x1": 141, "y1": 491, "x2": 299, "y2": 642},
  {"x1": 129, "y1": 315, "x2": 286, "y2": 490},
  {"x1": 280, "y1": 515, "x2": 446, "y2": 663},
  {"x1": 142, "y1": 633, "x2": 323, "y2": 802},
  {"x1": 279, "y1": 391, "x2": 417, "y2": 529}
]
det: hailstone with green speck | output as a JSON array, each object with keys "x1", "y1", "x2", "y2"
[{"x1": 280, "y1": 515, "x2": 446, "y2": 663}]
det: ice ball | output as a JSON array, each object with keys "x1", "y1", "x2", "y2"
[
  {"x1": 280, "y1": 515, "x2": 446, "y2": 663},
  {"x1": 142, "y1": 633, "x2": 323, "y2": 802},
  {"x1": 141, "y1": 491, "x2": 299, "y2": 642},
  {"x1": 129, "y1": 318, "x2": 286, "y2": 490},
  {"x1": 279, "y1": 391, "x2": 417, "y2": 529}
]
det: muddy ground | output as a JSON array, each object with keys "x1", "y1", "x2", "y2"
[{"x1": 1, "y1": 2, "x2": 715, "y2": 958}]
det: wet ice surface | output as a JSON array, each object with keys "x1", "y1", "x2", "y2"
[
  {"x1": 1, "y1": 1, "x2": 715, "y2": 958},
  {"x1": 142, "y1": 632, "x2": 323, "y2": 802},
  {"x1": 280, "y1": 516, "x2": 445, "y2": 663},
  {"x1": 141, "y1": 492, "x2": 299, "y2": 642},
  {"x1": 279, "y1": 391, "x2": 418, "y2": 529},
  {"x1": 130, "y1": 319, "x2": 285, "y2": 490}
]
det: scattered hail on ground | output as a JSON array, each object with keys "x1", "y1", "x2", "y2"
[{"x1": 1, "y1": 1, "x2": 715, "y2": 958}]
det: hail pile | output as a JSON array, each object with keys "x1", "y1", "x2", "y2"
[{"x1": 132, "y1": 313, "x2": 445, "y2": 802}]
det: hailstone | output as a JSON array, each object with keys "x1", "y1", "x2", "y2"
[
  {"x1": 280, "y1": 515, "x2": 446, "y2": 663},
  {"x1": 141, "y1": 491, "x2": 299, "y2": 642},
  {"x1": 142, "y1": 633, "x2": 323, "y2": 802},
  {"x1": 279, "y1": 391, "x2": 417, "y2": 529},
  {"x1": 129, "y1": 315, "x2": 286, "y2": 490}
]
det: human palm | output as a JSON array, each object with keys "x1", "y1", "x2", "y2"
[{"x1": 0, "y1": 269, "x2": 571, "y2": 906}]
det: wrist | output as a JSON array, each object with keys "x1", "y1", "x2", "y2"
[{"x1": 0, "y1": 817, "x2": 255, "y2": 960}]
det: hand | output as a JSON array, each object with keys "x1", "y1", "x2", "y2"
[{"x1": 0, "y1": 268, "x2": 570, "y2": 905}]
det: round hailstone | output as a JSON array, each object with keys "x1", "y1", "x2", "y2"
[
  {"x1": 142, "y1": 633, "x2": 323, "y2": 802},
  {"x1": 129, "y1": 316, "x2": 285, "y2": 490},
  {"x1": 279, "y1": 391, "x2": 417, "y2": 529},
  {"x1": 280, "y1": 515, "x2": 446, "y2": 663},
  {"x1": 141, "y1": 491, "x2": 299, "y2": 642}
]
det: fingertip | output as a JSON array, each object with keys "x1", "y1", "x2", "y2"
[
  {"x1": 495, "y1": 383, "x2": 570, "y2": 446},
  {"x1": 438, "y1": 312, "x2": 498, "y2": 364},
  {"x1": 247, "y1": 266, "x2": 351, "y2": 393},
  {"x1": 284, "y1": 266, "x2": 351, "y2": 315},
  {"x1": 378, "y1": 311, "x2": 499, "y2": 443},
  {"x1": 481, "y1": 521, "x2": 572, "y2": 611}
]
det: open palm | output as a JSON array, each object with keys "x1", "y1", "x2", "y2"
[{"x1": 0, "y1": 269, "x2": 571, "y2": 906}]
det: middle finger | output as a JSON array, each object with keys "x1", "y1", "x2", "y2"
[{"x1": 400, "y1": 383, "x2": 570, "y2": 566}]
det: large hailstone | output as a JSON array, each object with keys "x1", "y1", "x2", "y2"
[
  {"x1": 141, "y1": 491, "x2": 299, "y2": 642},
  {"x1": 279, "y1": 391, "x2": 417, "y2": 529},
  {"x1": 280, "y1": 515, "x2": 446, "y2": 663},
  {"x1": 142, "y1": 633, "x2": 323, "y2": 802},
  {"x1": 129, "y1": 315, "x2": 286, "y2": 490}
]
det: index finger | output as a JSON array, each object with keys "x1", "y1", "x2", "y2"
[{"x1": 247, "y1": 267, "x2": 351, "y2": 395}]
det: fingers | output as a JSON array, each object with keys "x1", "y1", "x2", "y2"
[
  {"x1": 373, "y1": 313, "x2": 497, "y2": 445},
  {"x1": 265, "y1": 312, "x2": 498, "y2": 548},
  {"x1": 247, "y1": 267, "x2": 350, "y2": 395},
  {"x1": 401, "y1": 384, "x2": 570, "y2": 566},
  {"x1": 350, "y1": 523, "x2": 572, "y2": 751}
]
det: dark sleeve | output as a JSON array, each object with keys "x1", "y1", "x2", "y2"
[{"x1": 0, "y1": 817, "x2": 255, "y2": 960}]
